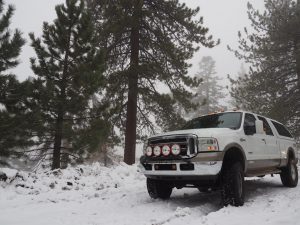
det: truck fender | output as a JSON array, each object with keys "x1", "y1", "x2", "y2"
[
  {"x1": 287, "y1": 147, "x2": 298, "y2": 164},
  {"x1": 222, "y1": 143, "x2": 248, "y2": 173}
]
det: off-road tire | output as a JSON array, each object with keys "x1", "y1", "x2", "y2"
[
  {"x1": 146, "y1": 178, "x2": 173, "y2": 200},
  {"x1": 221, "y1": 162, "x2": 245, "y2": 207},
  {"x1": 280, "y1": 158, "x2": 298, "y2": 187}
]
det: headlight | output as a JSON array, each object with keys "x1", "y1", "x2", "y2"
[{"x1": 198, "y1": 138, "x2": 219, "y2": 152}]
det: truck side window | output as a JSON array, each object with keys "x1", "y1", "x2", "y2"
[
  {"x1": 257, "y1": 116, "x2": 274, "y2": 136},
  {"x1": 244, "y1": 113, "x2": 256, "y2": 134},
  {"x1": 271, "y1": 121, "x2": 293, "y2": 138}
]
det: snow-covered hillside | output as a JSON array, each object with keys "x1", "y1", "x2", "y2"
[{"x1": 0, "y1": 163, "x2": 300, "y2": 225}]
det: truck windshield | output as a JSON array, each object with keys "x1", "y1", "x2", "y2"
[{"x1": 181, "y1": 112, "x2": 242, "y2": 130}]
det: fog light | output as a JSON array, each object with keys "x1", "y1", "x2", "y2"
[
  {"x1": 153, "y1": 146, "x2": 161, "y2": 156},
  {"x1": 162, "y1": 145, "x2": 171, "y2": 156},
  {"x1": 171, "y1": 144, "x2": 181, "y2": 155},
  {"x1": 146, "y1": 146, "x2": 152, "y2": 156}
]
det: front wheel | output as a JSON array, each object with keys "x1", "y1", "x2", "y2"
[
  {"x1": 221, "y1": 162, "x2": 245, "y2": 207},
  {"x1": 146, "y1": 178, "x2": 173, "y2": 200},
  {"x1": 280, "y1": 158, "x2": 298, "y2": 187}
]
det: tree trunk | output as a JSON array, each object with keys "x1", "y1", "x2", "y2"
[
  {"x1": 295, "y1": 1, "x2": 300, "y2": 89},
  {"x1": 52, "y1": 112, "x2": 63, "y2": 170},
  {"x1": 52, "y1": 24, "x2": 71, "y2": 169},
  {"x1": 293, "y1": 36, "x2": 300, "y2": 111},
  {"x1": 206, "y1": 74, "x2": 209, "y2": 114},
  {"x1": 124, "y1": 0, "x2": 142, "y2": 165}
]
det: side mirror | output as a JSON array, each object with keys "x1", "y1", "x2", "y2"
[{"x1": 255, "y1": 120, "x2": 264, "y2": 134}]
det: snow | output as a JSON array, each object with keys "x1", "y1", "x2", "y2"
[
  {"x1": 1, "y1": 163, "x2": 300, "y2": 225},
  {"x1": 0, "y1": 103, "x2": 6, "y2": 112}
]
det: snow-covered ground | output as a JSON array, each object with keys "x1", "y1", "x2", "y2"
[{"x1": 1, "y1": 163, "x2": 300, "y2": 225}]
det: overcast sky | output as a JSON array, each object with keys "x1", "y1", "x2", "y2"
[{"x1": 6, "y1": 0, "x2": 265, "y2": 89}]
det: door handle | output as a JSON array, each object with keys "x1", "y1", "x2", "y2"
[
  {"x1": 262, "y1": 138, "x2": 266, "y2": 144},
  {"x1": 240, "y1": 138, "x2": 246, "y2": 142}
]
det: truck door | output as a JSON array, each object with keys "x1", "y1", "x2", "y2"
[
  {"x1": 257, "y1": 116, "x2": 280, "y2": 167},
  {"x1": 243, "y1": 113, "x2": 268, "y2": 169}
]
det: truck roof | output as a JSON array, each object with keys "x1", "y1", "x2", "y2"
[{"x1": 197, "y1": 110, "x2": 283, "y2": 126}]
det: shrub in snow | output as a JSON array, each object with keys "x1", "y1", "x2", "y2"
[
  {"x1": 0, "y1": 163, "x2": 145, "y2": 201},
  {"x1": 0, "y1": 172, "x2": 7, "y2": 181}
]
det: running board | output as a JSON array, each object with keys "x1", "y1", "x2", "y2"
[{"x1": 246, "y1": 169, "x2": 282, "y2": 177}]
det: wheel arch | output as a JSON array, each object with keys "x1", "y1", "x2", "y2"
[
  {"x1": 221, "y1": 143, "x2": 248, "y2": 173},
  {"x1": 287, "y1": 147, "x2": 298, "y2": 163}
]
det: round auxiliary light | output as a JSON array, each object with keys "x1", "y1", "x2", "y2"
[
  {"x1": 153, "y1": 146, "x2": 161, "y2": 156},
  {"x1": 161, "y1": 145, "x2": 171, "y2": 156},
  {"x1": 171, "y1": 144, "x2": 181, "y2": 155},
  {"x1": 146, "y1": 146, "x2": 152, "y2": 156}
]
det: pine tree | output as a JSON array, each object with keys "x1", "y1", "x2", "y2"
[
  {"x1": 227, "y1": 63, "x2": 247, "y2": 109},
  {"x1": 89, "y1": 0, "x2": 219, "y2": 164},
  {"x1": 188, "y1": 56, "x2": 224, "y2": 118},
  {"x1": 29, "y1": 0, "x2": 107, "y2": 169},
  {"x1": 228, "y1": 0, "x2": 300, "y2": 137},
  {"x1": 0, "y1": 0, "x2": 26, "y2": 157}
]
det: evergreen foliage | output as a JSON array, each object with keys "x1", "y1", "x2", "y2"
[
  {"x1": 228, "y1": 0, "x2": 300, "y2": 137},
  {"x1": 0, "y1": 0, "x2": 26, "y2": 157},
  {"x1": 89, "y1": 0, "x2": 219, "y2": 164},
  {"x1": 188, "y1": 56, "x2": 224, "y2": 118},
  {"x1": 29, "y1": 0, "x2": 108, "y2": 169},
  {"x1": 227, "y1": 63, "x2": 247, "y2": 109}
]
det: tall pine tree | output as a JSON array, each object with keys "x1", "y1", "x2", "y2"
[
  {"x1": 228, "y1": 0, "x2": 300, "y2": 137},
  {"x1": 188, "y1": 56, "x2": 224, "y2": 118},
  {"x1": 90, "y1": 0, "x2": 218, "y2": 164},
  {"x1": 227, "y1": 63, "x2": 247, "y2": 109},
  {"x1": 29, "y1": 0, "x2": 107, "y2": 169},
  {"x1": 0, "y1": 0, "x2": 26, "y2": 157}
]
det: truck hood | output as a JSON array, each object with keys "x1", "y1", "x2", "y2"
[{"x1": 150, "y1": 128, "x2": 236, "y2": 139}]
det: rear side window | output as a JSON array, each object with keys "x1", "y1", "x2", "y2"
[
  {"x1": 271, "y1": 121, "x2": 293, "y2": 138},
  {"x1": 257, "y1": 116, "x2": 273, "y2": 136}
]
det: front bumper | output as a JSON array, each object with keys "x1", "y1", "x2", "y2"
[{"x1": 139, "y1": 152, "x2": 224, "y2": 177}]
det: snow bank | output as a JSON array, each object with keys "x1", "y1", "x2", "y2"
[
  {"x1": 1, "y1": 164, "x2": 300, "y2": 225},
  {"x1": 0, "y1": 162, "x2": 144, "y2": 200}
]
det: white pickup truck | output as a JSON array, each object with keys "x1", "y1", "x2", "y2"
[{"x1": 140, "y1": 111, "x2": 298, "y2": 206}]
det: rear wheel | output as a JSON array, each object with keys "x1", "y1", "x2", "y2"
[
  {"x1": 280, "y1": 158, "x2": 298, "y2": 187},
  {"x1": 221, "y1": 162, "x2": 245, "y2": 207},
  {"x1": 146, "y1": 178, "x2": 173, "y2": 200}
]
